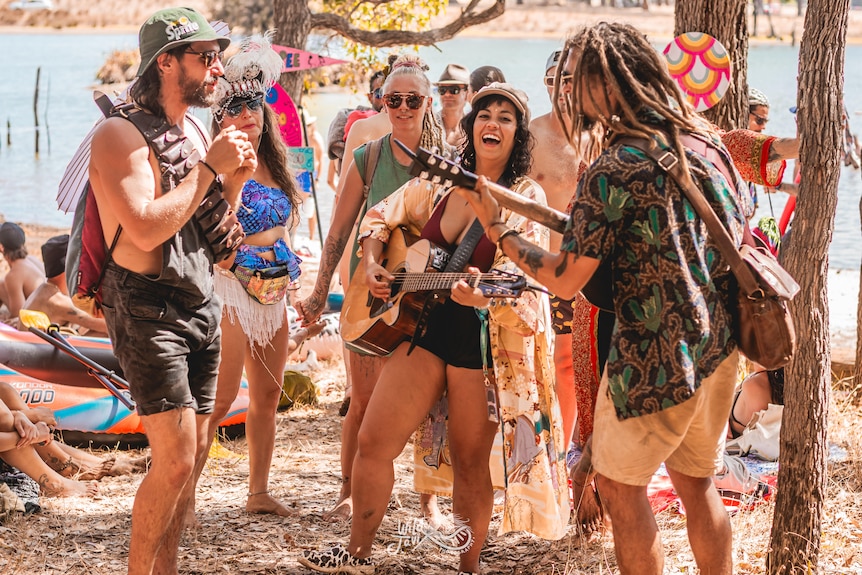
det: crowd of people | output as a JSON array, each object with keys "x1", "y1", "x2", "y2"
[{"x1": 0, "y1": 4, "x2": 836, "y2": 575}]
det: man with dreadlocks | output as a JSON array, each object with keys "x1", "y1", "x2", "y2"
[{"x1": 459, "y1": 22, "x2": 746, "y2": 574}]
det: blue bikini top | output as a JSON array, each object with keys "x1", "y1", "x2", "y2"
[{"x1": 237, "y1": 179, "x2": 293, "y2": 235}]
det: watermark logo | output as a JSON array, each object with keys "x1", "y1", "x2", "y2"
[{"x1": 386, "y1": 517, "x2": 473, "y2": 555}]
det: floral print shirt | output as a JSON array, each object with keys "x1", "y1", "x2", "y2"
[{"x1": 561, "y1": 126, "x2": 746, "y2": 420}]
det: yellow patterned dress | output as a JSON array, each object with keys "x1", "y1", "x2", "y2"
[{"x1": 358, "y1": 176, "x2": 570, "y2": 541}]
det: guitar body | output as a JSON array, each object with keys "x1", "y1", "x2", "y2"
[{"x1": 340, "y1": 229, "x2": 450, "y2": 356}]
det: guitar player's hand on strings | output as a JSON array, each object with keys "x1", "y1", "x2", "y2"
[
  {"x1": 364, "y1": 259, "x2": 395, "y2": 301},
  {"x1": 451, "y1": 266, "x2": 490, "y2": 309}
]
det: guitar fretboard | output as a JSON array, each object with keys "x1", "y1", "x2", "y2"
[{"x1": 394, "y1": 273, "x2": 498, "y2": 293}]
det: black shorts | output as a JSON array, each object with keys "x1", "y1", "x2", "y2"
[
  {"x1": 413, "y1": 298, "x2": 491, "y2": 370},
  {"x1": 100, "y1": 263, "x2": 221, "y2": 416}
]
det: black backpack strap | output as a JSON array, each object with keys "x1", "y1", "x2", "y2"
[{"x1": 361, "y1": 136, "x2": 386, "y2": 201}]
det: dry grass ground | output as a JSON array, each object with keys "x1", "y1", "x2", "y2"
[{"x1": 0, "y1": 364, "x2": 860, "y2": 574}]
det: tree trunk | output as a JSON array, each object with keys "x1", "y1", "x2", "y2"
[
  {"x1": 272, "y1": 1, "x2": 312, "y2": 104},
  {"x1": 857, "y1": 196, "x2": 862, "y2": 390},
  {"x1": 674, "y1": 0, "x2": 748, "y2": 130},
  {"x1": 766, "y1": 0, "x2": 849, "y2": 572}
]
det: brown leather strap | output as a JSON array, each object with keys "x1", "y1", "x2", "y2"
[
  {"x1": 616, "y1": 136, "x2": 761, "y2": 297},
  {"x1": 361, "y1": 136, "x2": 386, "y2": 201}
]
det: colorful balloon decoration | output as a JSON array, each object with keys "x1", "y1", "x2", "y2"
[{"x1": 663, "y1": 32, "x2": 732, "y2": 112}]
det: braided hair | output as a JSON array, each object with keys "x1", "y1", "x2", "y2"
[
  {"x1": 556, "y1": 22, "x2": 706, "y2": 176},
  {"x1": 382, "y1": 54, "x2": 446, "y2": 153}
]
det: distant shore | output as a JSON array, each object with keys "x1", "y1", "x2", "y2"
[{"x1": 1, "y1": 3, "x2": 861, "y2": 44}]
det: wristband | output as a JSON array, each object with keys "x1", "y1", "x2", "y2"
[
  {"x1": 199, "y1": 160, "x2": 218, "y2": 179},
  {"x1": 496, "y1": 227, "x2": 520, "y2": 250}
]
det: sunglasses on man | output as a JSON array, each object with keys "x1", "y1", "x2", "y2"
[
  {"x1": 383, "y1": 93, "x2": 427, "y2": 110},
  {"x1": 370, "y1": 88, "x2": 383, "y2": 100},
  {"x1": 223, "y1": 97, "x2": 264, "y2": 118},
  {"x1": 184, "y1": 49, "x2": 224, "y2": 68},
  {"x1": 750, "y1": 112, "x2": 769, "y2": 126},
  {"x1": 437, "y1": 85, "x2": 466, "y2": 96},
  {"x1": 544, "y1": 72, "x2": 573, "y2": 88}
]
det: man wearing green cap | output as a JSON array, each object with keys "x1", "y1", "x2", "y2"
[{"x1": 88, "y1": 8, "x2": 255, "y2": 575}]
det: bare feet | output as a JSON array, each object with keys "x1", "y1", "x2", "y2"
[
  {"x1": 322, "y1": 496, "x2": 353, "y2": 522},
  {"x1": 570, "y1": 467, "x2": 604, "y2": 534},
  {"x1": 420, "y1": 494, "x2": 452, "y2": 531},
  {"x1": 42, "y1": 477, "x2": 99, "y2": 498},
  {"x1": 246, "y1": 491, "x2": 296, "y2": 516},
  {"x1": 77, "y1": 454, "x2": 151, "y2": 481}
]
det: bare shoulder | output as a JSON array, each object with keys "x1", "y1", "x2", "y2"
[{"x1": 91, "y1": 116, "x2": 147, "y2": 158}]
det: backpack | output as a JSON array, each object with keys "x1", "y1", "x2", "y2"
[{"x1": 66, "y1": 93, "x2": 244, "y2": 317}]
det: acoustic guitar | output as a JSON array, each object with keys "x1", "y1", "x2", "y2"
[{"x1": 340, "y1": 228, "x2": 527, "y2": 356}]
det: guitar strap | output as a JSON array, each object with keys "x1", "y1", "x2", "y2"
[{"x1": 407, "y1": 218, "x2": 486, "y2": 354}]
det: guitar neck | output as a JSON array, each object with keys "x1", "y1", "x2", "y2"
[
  {"x1": 483, "y1": 181, "x2": 569, "y2": 235},
  {"x1": 396, "y1": 272, "x2": 493, "y2": 293}
]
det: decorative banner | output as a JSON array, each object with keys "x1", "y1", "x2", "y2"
[
  {"x1": 272, "y1": 44, "x2": 351, "y2": 72},
  {"x1": 663, "y1": 32, "x2": 731, "y2": 112},
  {"x1": 266, "y1": 83, "x2": 302, "y2": 147}
]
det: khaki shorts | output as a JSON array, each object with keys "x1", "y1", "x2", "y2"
[{"x1": 592, "y1": 351, "x2": 738, "y2": 486}]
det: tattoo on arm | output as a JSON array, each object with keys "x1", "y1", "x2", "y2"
[
  {"x1": 555, "y1": 253, "x2": 570, "y2": 278},
  {"x1": 316, "y1": 236, "x2": 349, "y2": 297},
  {"x1": 516, "y1": 242, "x2": 546, "y2": 276}
]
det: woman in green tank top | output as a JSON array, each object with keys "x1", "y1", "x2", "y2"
[{"x1": 295, "y1": 54, "x2": 446, "y2": 523}]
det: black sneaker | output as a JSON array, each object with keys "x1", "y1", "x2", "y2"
[{"x1": 298, "y1": 545, "x2": 374, "y2": 574}]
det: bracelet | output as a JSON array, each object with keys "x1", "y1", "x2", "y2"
[
  {"x1": 496, "y1": 227, "x2": 520, "y2": 250},
  {"x1": 199, "y1": 160, "x2": 218, "y2": 179}
]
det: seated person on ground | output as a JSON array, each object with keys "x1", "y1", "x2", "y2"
[
  {"x1": 21, "y1": 234, "x2": 108, "y2": 337},
  {"x1": 727, "y1": 368, "x2": 784, "y2": 439},
  {"x1": 0, "y1": 380, "x2": 149, "y2": 480},
  {"x1": 0, "y1": 222, "x2": 45, "y2": 321},
  {"x1": 0, "y1": 395, "x2": 98, "y2": 498}
]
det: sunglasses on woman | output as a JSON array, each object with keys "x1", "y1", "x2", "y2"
[
  {"x1": 437, "y1": 85, "x2": 465, "y2": 96},
  {"x1": 383, "y1": 93, "x2": 427, "y2": 110},
  {"x1": 184, "y1": 49, "x2": 223, "y2": 68},
  {"x1": 224, "y1": 97, "x2": 264, "y2": 118},
  {"x1": 543, "y1": 72, "x2": 573, "y2": 87},
  {"x1": 750, "y1": 112, "x2": 769, "y2": 126}
]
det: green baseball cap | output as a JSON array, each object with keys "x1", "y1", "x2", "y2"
[{"x1": 136, "y1": 7, "x2": 230, "y2": 77}]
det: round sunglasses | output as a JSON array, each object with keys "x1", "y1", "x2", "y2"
[
  {"x1": 383, "y1": 93, "x2": 427, "y2": 110},
  {"x1": 750, "y1": 112, "x2": 769, "y2": 126},
  {"x1": 223, "y1": 97, "x2": 264, "y2": 118}
]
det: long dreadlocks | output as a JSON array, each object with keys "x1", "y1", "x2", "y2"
[{"x1": 555, "y1": 22, "x2": 707, "y2": 177}]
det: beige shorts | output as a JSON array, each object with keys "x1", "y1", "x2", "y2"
[{"x1": 592, "y1": 350, "x2": 739, "y2": 486}]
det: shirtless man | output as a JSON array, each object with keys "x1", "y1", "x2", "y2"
[
  {"x1": 529, "y1": 49, "x2": 607, "y2": 533},
  {"x1": 0, "y1": 222, "x2": 45, "y2": 320},
  {"x1": 21, "y1": 234, "x2": 108, "y2": 337},
  {"x1": 87, "y1": 8, "x2": 251, "y2": 575},
  {"x1": 434, "y1": 63, "x2": 470, "y2": 146},
  {"x1": 528, "y1": 50, "x2": 580, "y2": 445}
]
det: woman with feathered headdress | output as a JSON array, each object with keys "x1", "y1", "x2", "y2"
[{"x1": 189, "y1": 32, "x2": 307, "y2": 519}]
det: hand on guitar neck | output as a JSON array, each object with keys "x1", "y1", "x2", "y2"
[{"x1": 393, "y1": 139, "x2": 569, "y2": 234}]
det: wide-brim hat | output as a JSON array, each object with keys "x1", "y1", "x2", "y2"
[
  {"x1": 435, "y1": 63, "x2": 470, "y2": 86},
  {"x1": 471, "y1": 82, "x2": 530, "y2": 123},
  {"x1": 136, "y1": 7, "x2": 230, "y2": 77}
]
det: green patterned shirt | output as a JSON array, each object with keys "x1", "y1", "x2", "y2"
[{"x1": 561, "y1": 126, "x2": 745, "y2": 420}]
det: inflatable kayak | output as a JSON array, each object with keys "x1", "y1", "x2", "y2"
[{"x1": 0, "y1": 323, "x2": 249, "y2": 443}]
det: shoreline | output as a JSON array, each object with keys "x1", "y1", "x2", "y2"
[
  {"x1": 1, "y1": 4, "x2": 861, "y2": 44},
  {"x1": 7, "y1": 220, "x2": 858, "y2": 367}
]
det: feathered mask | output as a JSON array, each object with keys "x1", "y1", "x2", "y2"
[{"x1": 213, "y1": 31, "x2": 283, "y2": 116}]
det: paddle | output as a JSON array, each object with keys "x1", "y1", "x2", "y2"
[{"x1": 17, "y1": 310, "x2": 135, "y2": 410}]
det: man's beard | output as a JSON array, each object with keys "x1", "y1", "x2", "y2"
[{"x1": 178, "y1": 61, "x2": 216, "y2": 108}]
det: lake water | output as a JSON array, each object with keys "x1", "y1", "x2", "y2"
[{"x1": 1, "y1": 33, "x2": 861, "y2": 271}]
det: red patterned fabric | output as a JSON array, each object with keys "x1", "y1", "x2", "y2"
[
  {"x1": 570, "y1": 293, "x2": 602, "y2": 446},
  {"x1": 721, "y1": 129, "x2": 786, "y2": 187}
]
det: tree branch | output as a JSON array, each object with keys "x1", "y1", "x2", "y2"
[{"x1": 310, "y1": 0, "x2": 505, "y2": 47}]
